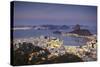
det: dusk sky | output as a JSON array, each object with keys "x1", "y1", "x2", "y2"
[{"x1": 13, "y1": 1, "x2": 97, "y2": 26}]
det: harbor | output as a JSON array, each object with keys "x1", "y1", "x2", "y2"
[{"x1": 12, "y1": 34, "x2": 97, "y2": 65}]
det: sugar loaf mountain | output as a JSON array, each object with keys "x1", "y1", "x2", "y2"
[{"x1": 69, "y1": 24, "x2": 92, "y2": 36}]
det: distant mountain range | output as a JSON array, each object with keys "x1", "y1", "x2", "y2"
[
  {"x1": 14, "y1": 25, "x2": 70, "y2": 30},
  {"x1": 13, "y1": 24, "x2": 93, "y2": 31}
]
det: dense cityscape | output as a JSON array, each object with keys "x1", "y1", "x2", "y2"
[{"x1": 12, "y1": 24, "x2": 97, "y2": 65}]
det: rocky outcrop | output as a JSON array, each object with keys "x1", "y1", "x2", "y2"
[
  {"x1": 70, "y1": 24, "x2": 92, "y2": 36},
  {"x1": 70, "y1": 29, "x2": 92, "y2": 36},
  {"x1": 72, "y1": 24, "x2": 80, "y2": 30}
]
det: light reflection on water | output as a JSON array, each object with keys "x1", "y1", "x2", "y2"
[{"x1": 13, "y1": 29, "x2": 89, "y2": 46}]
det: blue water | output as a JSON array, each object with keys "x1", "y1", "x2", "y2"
[{"x1": 13, "y1": 26, "x2": 97, "y2": 46}]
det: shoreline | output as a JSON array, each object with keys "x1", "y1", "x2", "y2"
[
  {"x1": 12, "y1": 27, "x2": 32, "y2": 30},
  {"x1": 12, "y1": 34, "x2": 97, "y2": 63}
]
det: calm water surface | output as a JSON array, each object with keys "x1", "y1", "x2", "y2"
[{"x1": 13, "y1": 26, "x2": 96, "y2": 46}]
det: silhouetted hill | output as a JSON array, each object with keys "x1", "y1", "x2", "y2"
[{"x1": 70, "y1": 24, "x2": 92, "y2": 36}]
